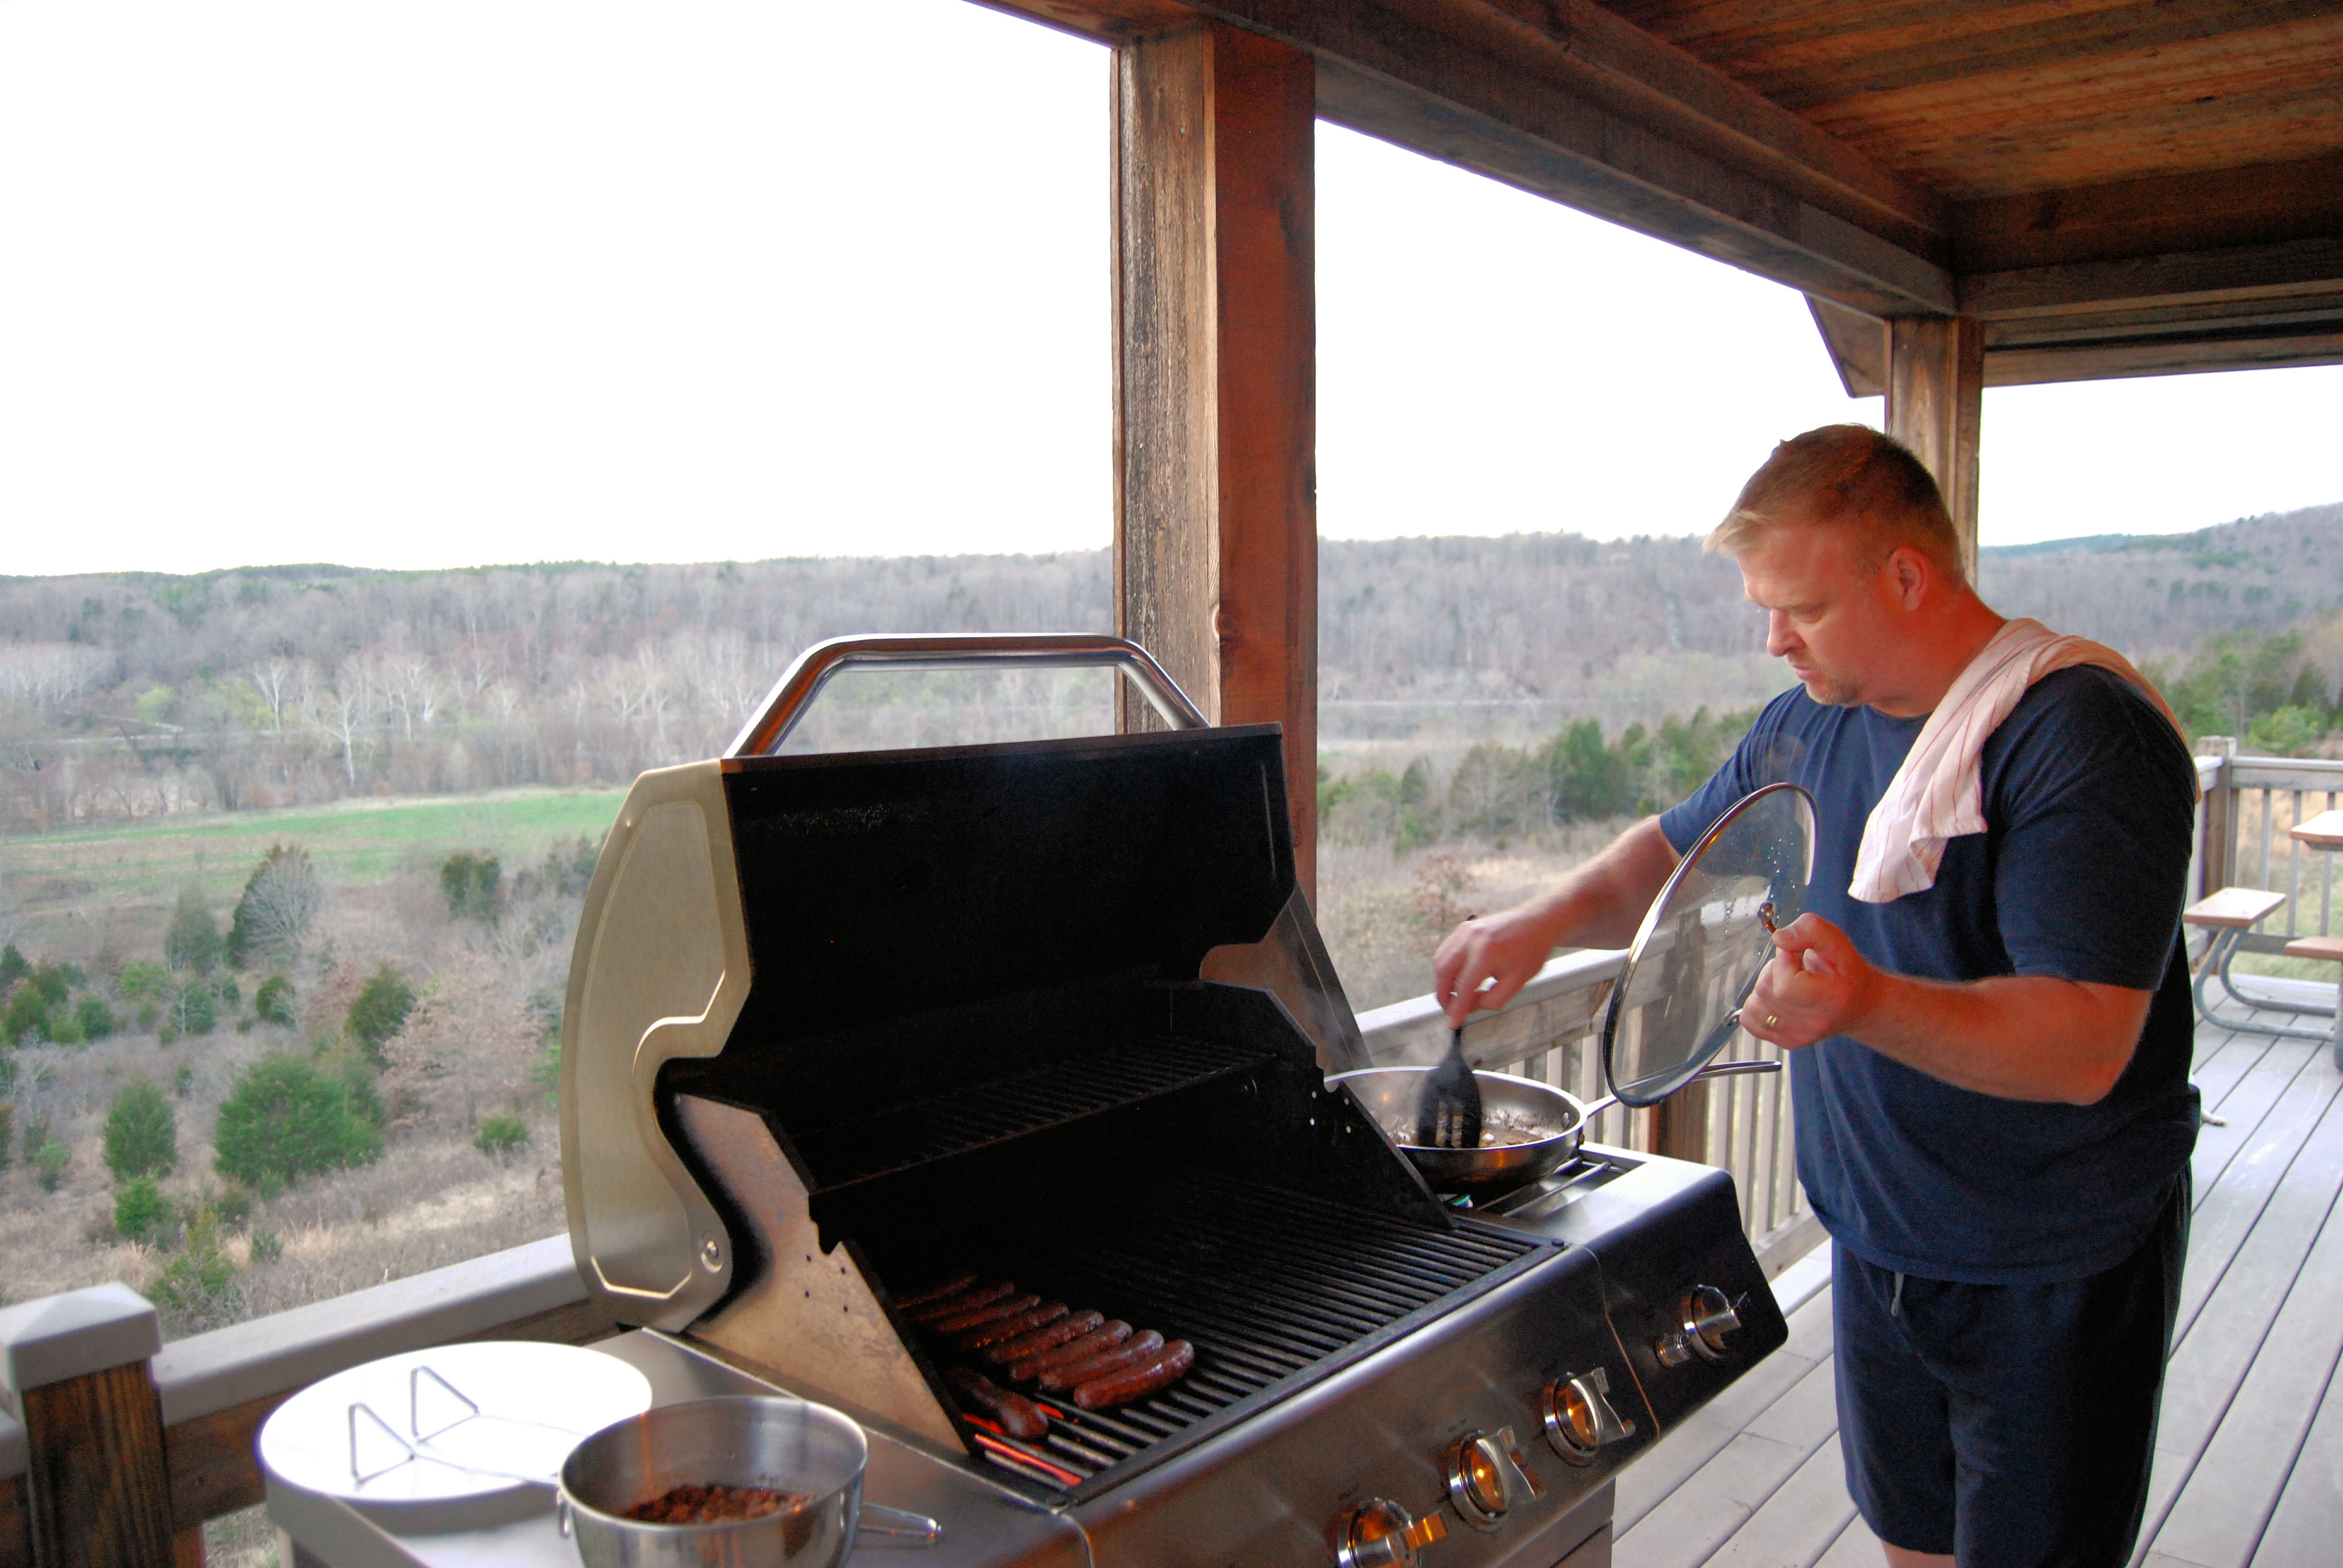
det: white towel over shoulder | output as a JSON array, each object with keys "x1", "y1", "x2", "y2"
[{"x1": 1849, "y1": 617, "x2": 2191, "y2": 904}]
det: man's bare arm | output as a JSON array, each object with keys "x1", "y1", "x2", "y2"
[
  {"x1": 1746, "y1": 913, "x2": 2152, "y2": 1104},
  {"x1": 1434, "y1": 815, "x2": 1681, "y2": 1028}
]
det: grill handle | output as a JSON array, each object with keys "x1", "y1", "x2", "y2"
[{"x1": 725, "y1": 632, "x2": 1208, "y2": 758}]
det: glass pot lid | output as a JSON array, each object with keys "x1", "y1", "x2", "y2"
[{"x1": 1600, "y1": 782, "x2": 1817, "y2": 1108}]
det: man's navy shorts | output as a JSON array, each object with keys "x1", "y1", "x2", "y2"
[{"x1": 1834, "y1": 1173, "x2": 2188, "y2": 1567}]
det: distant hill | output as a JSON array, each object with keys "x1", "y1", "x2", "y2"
[
  {"x1": 1979, "y1": 502, "x2": 2343, "y2": 655},
  {"x1": 2, "y1": 500, "x2": 2337, "y2": 831}
]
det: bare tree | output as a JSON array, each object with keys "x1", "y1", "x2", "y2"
[{"x1": 307, "y1": 675, "x2": 367, "y2": 787}]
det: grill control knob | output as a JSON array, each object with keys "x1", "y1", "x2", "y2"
[
  {"x1": 1541, "y1": 1367, "x2": 1635, "y2": 1463},
  {"x1": 1336, "y1": 1498, "x2": 1447, "y2": 1567},
  {"x1": 1655, "y1": 1284, "x2": 1743, "y2": 1367},
  {"x1": 1446, "y1": 1425, "x2": 1545, "y2": 1530}
]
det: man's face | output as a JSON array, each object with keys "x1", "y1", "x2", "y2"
[{"x1": 1735, "y1": 520, "x2": 1906, "y2": 709}]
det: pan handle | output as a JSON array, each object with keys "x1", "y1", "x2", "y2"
[
  {"x1": 857, "y1": 1504, "x2": 943, "y2": 1546},
  {"x1": 1577, "y1": 1057, "x2": 1781, "y2": 1123},
  {"x1": 725, "y1": 633, "x2": 1208, "y2": 757}
]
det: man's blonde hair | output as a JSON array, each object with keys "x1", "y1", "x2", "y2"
[{"x1": 1705, "y1": 425, "x2": 1964, "y2": 584}]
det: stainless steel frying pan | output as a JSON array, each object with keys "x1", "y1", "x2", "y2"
[{"x1": 1329, "y1": 1059, "x2": 1781, "y2": 1195}]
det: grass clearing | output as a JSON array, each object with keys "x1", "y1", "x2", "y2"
[{"x1": 2, "y1": 788, "x2": 627, "y2": 914}]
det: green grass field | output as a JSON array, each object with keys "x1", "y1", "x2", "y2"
[{"x1": 1, "y1": 787, "x2": 630, "y2": 923}]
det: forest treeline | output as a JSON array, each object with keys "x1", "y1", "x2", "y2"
[{"x1": 2, "y1": 500, "x2": 2339, "y2": 835}]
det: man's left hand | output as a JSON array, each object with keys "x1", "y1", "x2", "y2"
[{"x1": 1743, "y1": 912, "x2": 1879, "y2": 1050}]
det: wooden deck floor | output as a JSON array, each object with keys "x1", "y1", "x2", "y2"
[{"x1": 1615, "y1": 1001, "x2": 2343, "y2": 1568}]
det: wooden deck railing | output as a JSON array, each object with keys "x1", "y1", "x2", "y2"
[
  {"x1": 2191, "y1": 748, "x2": 2343, "y2": 950},
  {"x1": 9, "y1": 754, "x2": 2263, "y2": 1564}
]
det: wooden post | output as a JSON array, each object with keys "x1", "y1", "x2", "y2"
[
  {"x1": 1886, "y1": 316, "x2": 1985, "y2": 584},
  {"x1": 0, "y1": 1284, "x2": 181, "y2": 1568},
  {"x1": 2197, "y1": 741, "x2": 2236, "y2": 896},
  {"x1": 1653, "y1": 1079, "x2": 1712, "y2": 1165},
  {"x1": 1112, "y1": 21, "x2": 1320, "y2": 903}
]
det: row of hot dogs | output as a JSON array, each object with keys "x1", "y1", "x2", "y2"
[{"x1": 896, "y1": 1269, "x2": 1198, "y2": 1440}]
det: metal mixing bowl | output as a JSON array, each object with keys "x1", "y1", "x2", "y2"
[{"x1": 559, "y1": 1396, "x2": 864, "y2": 1568}]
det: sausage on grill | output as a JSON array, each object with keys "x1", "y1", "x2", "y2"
[
  {"x1": 1072, "y1": 1341, "x2": 1195, "y2": 1411},
  {"x1": 908, "y1": 1279, "x2": 1016, "y2": 1324},
  {"x1": 985, "y1": 1308, "x2": 1103, "y2": 1366},
  {"x1": 893, "y1": 1270, "x2": 978, "y2": 1311},
  {"x1": 945, "y1": 1367, "x2": 1048, "y2": 1440},
  {"x1": 928, "y1": 1293, "x2": 1040, "y2": 1334},
  {"x1": 955, "y1": 1301, "x2": 1069, "y2": 1351},
  {"x1": 1004, "y1": 1320, "x2": 1132, "y2": 1383},
  {"x1": 1037, "y1": 1330, "x2": 1166, "y2": 1393}
]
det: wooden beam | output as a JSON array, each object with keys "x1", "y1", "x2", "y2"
[
  {"x1": 1112, "y1": 21, "x2": 1320, "y2": 901},
  {"x1": 1954, "y1": 154, "x2": 2343, "y2": 276},
  {"x1": 1299, "y1": 0, "x2": 1949, "y2": 250},
  {"x1": 1959, "y1": 235, "x2": 2343, "y2": 321},
  {"x1": 1807, "y1": 296, "x2": 1887, "y2": 399},
  {"x1": 1984, "y1": 325, "x2": 2343, "y2": 388},
  {"x1": 1251, "y1": 0, "x2": 1955, "y2": 315},
  {"x1": 970, "y1": 0, "x2": 1191, "y2": 41},
  {"x1": 984, "y1": 0, "x2": 1956, "y2": 316},
  {"x1": 1887, "y1": 318, "x2": 1984, "y2": 582}
]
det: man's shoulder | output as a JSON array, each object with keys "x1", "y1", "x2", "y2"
[
  {"x1": 1997, "y1": 665, "x2": 2190, "y2": 763},
  {"x1": 1988, "y1": 664, "x2": 2196, "y2": 806}
]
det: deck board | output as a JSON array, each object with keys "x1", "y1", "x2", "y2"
[
  {"x1": 1617, "y1": 1007, "x2": 2343, "y2": 1568},
  {"x1": 2251, "y1": 1347, "x2": 2343, "y2": 1566}
]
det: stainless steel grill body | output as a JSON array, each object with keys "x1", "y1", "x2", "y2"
[{"x1": 561, "y1": 694, "x2": 1786, "y2": 1567}]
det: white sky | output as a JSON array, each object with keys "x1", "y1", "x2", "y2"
[{"x1": 0, "y1": 0, "x2": 2335, "y2": 578}]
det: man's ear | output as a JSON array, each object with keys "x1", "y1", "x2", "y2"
[{"x1": 1886, "y1": 545, "x2": 1933, "y2": 610}]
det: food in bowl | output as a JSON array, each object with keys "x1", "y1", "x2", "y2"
[{"x1": 621, "y1": 1483, "x2": 809, "y2": 1524}]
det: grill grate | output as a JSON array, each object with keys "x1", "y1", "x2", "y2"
[
  {"x1": 918, "y1": 1172, "x2": 1543, "y2": 1495},
  {"x1": 793, "y1": 1037, "x2": 1273, "y2": 1190}
]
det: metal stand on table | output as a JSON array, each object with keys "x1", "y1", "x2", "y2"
[
  {"x1": 2195, "y1": 926, "x2": 2337, "y2": 1033},
  {"x1": 2187, "y1": 886, "x2": 2335, "y2": 1041}
]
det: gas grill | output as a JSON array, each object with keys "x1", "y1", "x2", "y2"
[{"x1": 559, "y1": 633, "x2": 1789, "y2": 1567}]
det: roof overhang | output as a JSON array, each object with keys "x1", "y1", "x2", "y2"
[{"x1": 977, "y1": 0, "x2": 2343, "y2": 388}]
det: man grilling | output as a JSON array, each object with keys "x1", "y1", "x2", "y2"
[{"x1": 1434, "y1": 425, "x2": 2197, "y2": 1568}]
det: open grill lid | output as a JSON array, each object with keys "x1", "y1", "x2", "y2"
[
  {"x1": 686, "y1": 723, "x2": 1300, "y2": 1182},
  {"x1": 560, "y1": 638, "x2": 1499, "y2": 1481}
]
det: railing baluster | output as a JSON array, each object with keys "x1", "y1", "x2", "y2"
[
  {"x1": 2325, "y1": 791, "x2": 2336, "y2": 936},
  {"x1": 2261, "y1": 786, "x2": 2276, "y2": 892},
  {"x1": 2289, "y1": 790, "x2": 2304, "y2": 933}
]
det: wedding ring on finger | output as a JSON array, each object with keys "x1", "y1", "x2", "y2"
[{"x1": 1763, "y1": 1013, "x2": 1780, "y2": 1030}]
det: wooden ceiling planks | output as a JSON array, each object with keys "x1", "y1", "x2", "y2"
[
  {"x1": 974, "y1": 0, "x2": 2343, "y2": 382},
  {"x1": 1592, "y1": 0, "x2": 2343, "y2": 198}
]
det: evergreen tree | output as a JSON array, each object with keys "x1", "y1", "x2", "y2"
[
  {"x1": 439, "y1": 852, "x2": 502, "y2": 921},
  {"x1": 253, "y1": 975, "x2": 299, "y2": 1027},
  {"x1": 103, "y1": 1077, "x2": 178, "y2": 1181},
  {"x1": 163, "y1": 885, "x2": 223, "y2": 974},
  {"x1": 346, "y1": 965, "x2": 416, "y2": 1063},
  {"x1": 113, "y1": 1177, "x2": 174, "y2": 1243},
  {"x1": 213, "y1": 1055, "x2": 383, "y2": 1187}
]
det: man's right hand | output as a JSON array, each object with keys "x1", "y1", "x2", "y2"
[
  {"x1": 1435, "y1": 907, "x2": 1562, "y2": 1028},
  {"x1": 1429, "y1": 815, "x2": 1684, "y2": 1031}
]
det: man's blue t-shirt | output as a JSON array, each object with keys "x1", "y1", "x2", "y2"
[{"x1": 1657, "y1": 665, "x2": 2199, "y2": 1284}]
